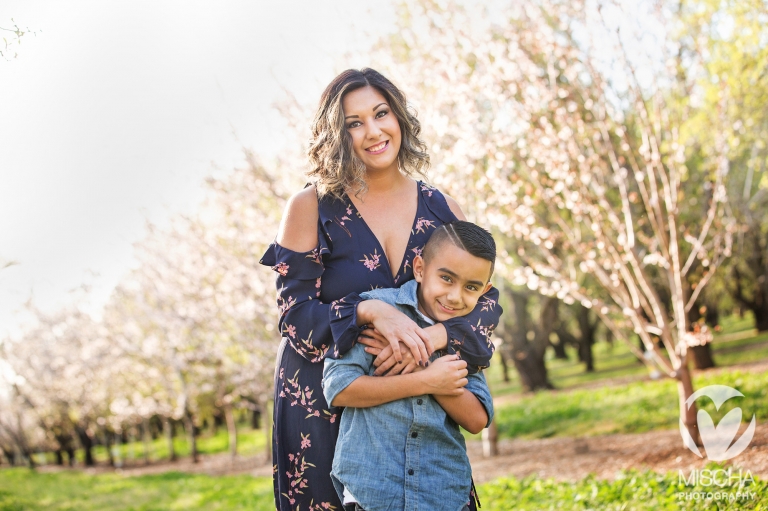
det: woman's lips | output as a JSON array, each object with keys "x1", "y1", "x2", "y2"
[{"x1": 365, "y1": 140, "x2": 389, "y2": 154}]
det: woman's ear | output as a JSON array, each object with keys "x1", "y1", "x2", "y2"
[{"x1": 413, "y1": 255, "x2": 425, "y2": 282}]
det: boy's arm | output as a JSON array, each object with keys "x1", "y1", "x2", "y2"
[
  {"x1": 434, "y1": 370, "x2": 494, "y2": 435},
  {"x1": 324, "y1": 346, "x2": 469, "y2": 408}
]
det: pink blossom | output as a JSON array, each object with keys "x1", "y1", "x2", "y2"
[
  {"x1": 301, "y1": 437, "x2": 311, "y2": 449},
  {"x1": 273, "y1": 262, "x2": 289, "y2": 276}
]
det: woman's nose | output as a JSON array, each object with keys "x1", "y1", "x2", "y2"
[{"x1": 365, "y1": 121, "x2": 382, "y2": 139}]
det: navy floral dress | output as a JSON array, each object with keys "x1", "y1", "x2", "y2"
[{"x1": 260, "y1": 182, "x2": 501, "y2": 511}]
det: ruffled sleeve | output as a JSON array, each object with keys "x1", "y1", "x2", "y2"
[
  {"x1": 328, "y1": 292, "x2": 368, "y2": 360},
  {"x1": 260, "y1": 235, "x2": 338, "y2": 363},
  {"x1": 421, "y1": 182, "x2": 503, "y2": 372}
]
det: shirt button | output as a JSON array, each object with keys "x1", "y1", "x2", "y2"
[
  {"x1": 411, "y1": 431, "x2": 418, "y2": 438},
  {"x1": 408, "y1": 469, "x2": 414, "y2": 475},
  {"x1": 416, "y1": 399, "x2": 423, "y2": 405}
]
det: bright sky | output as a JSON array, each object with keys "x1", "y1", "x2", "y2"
[{"x1": 0, "y1": 1, "x2": 396, "y2": 336}]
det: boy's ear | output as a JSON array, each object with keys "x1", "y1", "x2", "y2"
[
  {"x1": 482, "y1": 282, "x2": 493, "y2": 294},
  {"x1": 413, "y1": 255, "x2": 425, "y2": 282}
]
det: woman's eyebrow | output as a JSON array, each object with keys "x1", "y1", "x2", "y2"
[{"x1": 345, "y1": 103, "x2": 389, "y2": 119}]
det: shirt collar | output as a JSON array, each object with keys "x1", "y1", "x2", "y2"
[{"x1": 395, "y1": 280, "x2": 435, "y2": 325}]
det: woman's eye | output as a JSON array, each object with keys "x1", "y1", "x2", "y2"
[
  {"x1": 347, "y1": 121, "x2": 361, "y2": 129},
  {"x1": 375, "y1": 110, "x2": 388, "y2": 118}
]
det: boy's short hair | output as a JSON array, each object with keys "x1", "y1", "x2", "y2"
[{"x1": 422, "y1": 221, "x2": 496, "y2": 278}]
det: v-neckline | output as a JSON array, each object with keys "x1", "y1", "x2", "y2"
[{"x1": 345, "y1": 181, "x2": 421, "y2": 283}]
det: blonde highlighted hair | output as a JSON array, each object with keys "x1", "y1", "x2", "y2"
[{"x1": 307, "y1": 68, "x2": 429, "y2": 199}]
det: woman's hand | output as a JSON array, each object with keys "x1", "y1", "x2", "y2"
[
  {"x1": 356, "y1": 300, "x2": 434, "y2": 366},
  {"x1": 359, "y1": 330, "x2": 420, "y2": 376},
  {"x1": 419, "y1": 354, "x2": 468, "y2": 396}
]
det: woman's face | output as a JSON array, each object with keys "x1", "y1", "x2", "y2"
[{"x1": 342, "y1": 86, "x2": 402, "y2": 174}]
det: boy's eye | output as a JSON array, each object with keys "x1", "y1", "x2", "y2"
[
  {"x1": 440, "y1": 275, "x2": 452, "y2": 283},
  {"x1": 466, "y1": 285, "x2": 478, "y2": 292}
]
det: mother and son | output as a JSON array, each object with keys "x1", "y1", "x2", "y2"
[{"x1": 261, "y1": 68, "x2": 503, "y2": 511}]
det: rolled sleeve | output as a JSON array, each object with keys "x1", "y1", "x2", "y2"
[
  {"x1": 464, "y1": 371, "x2": 494, "y2": 428},
  {"x1": 322, "y1": 344, "x2": 373, "y2": 407}
]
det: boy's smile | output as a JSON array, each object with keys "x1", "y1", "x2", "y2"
[{"x1": 413, "y1": 243, "x2": 493, "y2": 323}]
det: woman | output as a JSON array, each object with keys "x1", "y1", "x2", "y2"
[{"x1": 260, "y1": 68, "x2": 500, "y2": 511}]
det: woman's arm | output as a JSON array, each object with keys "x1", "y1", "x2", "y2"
[{"x1": 261, "y1": 187, "x2": 336, "y2": 362}]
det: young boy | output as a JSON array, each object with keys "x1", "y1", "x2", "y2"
[{"x1": 323, "y1": 221, "x2": 499, "y2": 511}]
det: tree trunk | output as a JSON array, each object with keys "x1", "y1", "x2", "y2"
[
  {"x1": 677, "y1": 362, "x2": 701, "y2": 446},
  {"x1": 576, "y1": 306, "x2": 596, "y2": 372},
  {"x1": 251, "y1": 409, "x2": 261, "y2": 430},
  {"x1": 690, "y1": 343, "x2": 716, "y2": 370},
  {"x1": 482, "y1": 418, "x2": 498, "y2": 457},
  {"x1": 54, "y1": 449, "x2": 64, "y2": 466},
  {"x1": 507, "y1": 292, "x2": 556, "y2": 391},
  {"x1": 164, "y1": 418, "x2": 176, "y2": 462},
  {"x1": 102, "y1": 428, "x2": 114, "y2": 467},
  {"x1": 74, "y1": 425, "x2": 95, "y2": 467},
  {"x1": 142, "y1": 418, "x2": 151, "y2": 465},
  {"x1": 264, "y1": 397, "x2": 273, "y2": 463},
  {"x1": 183, "y1": 411, "x2": 198, "y2": 463},
  {"x1": 498, "y1": 350, "x2": 511, "y2": 383},
  {"x1": 550, "y1": 336, "x2": 569, "y2": 360},
  {"x1": 224, "y1": 404, "x2": 238, "y2": 459},
  {"x1": 754, "y1": 300, "x2": 768, "y2": 332}
]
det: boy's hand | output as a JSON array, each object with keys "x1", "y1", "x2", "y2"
[{"x1": 420, "y1": 354, "x2": 467, "y2": 396}]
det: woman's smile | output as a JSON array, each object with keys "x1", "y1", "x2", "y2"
[{"x1": 366, "y1": 140, "x2": 389, "y2": 154}]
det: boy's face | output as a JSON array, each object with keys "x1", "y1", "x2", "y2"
[{"x1": 413, "y1": 243, "x2": 493, "y2": 322}]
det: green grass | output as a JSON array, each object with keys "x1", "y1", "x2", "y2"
[
  {"x1": 1, "y1": 466, "x2": 766, "y2": 510},
  {"x1": 481, "y1": 466, "x2": 768, "y2": 510},
  {"x1": 0, "y1": 469, "x2": 274, "y2": 511},
  {"x1": 493, "y1": 368, "x2": 768, "y2": 440}
]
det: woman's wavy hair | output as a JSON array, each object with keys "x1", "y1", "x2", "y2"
[{"x1": 307, "y1": 68, "x2": 430, "y2": 199}]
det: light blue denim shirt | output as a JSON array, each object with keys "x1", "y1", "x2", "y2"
[{"x1": 323, "y1": 279, "x2": 494, "y2": 511}]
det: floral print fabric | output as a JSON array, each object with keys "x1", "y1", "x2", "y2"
[{"x1": 260, "y1": 182, "x2": 501, "y2": 511}]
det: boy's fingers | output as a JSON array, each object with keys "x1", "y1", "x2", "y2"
[
  {"x1": 391, "y1": 340, "x2": 403, "y2": 363},
  {"x1": 374, "y1": 355, "x2": 397, "y2": 376},
  {"x1": 372, "y1": 346, "x2": 393, "y2": 368},
  {"x1": 400, "y1": 361, "x2": 418, "y2": 375}
]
